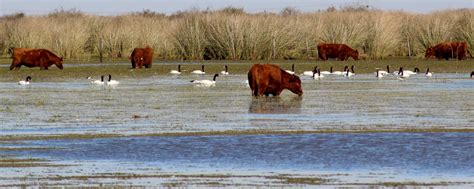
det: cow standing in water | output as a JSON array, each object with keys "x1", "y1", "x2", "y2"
[
  {"x1": 317, "y1": 43, "x2": 359, "y2": 61},
  {"x1": 10, "y1": 48, "x2": 63, "y2": 70},
  {"x1": 129, "y1": 46, "x2": 154, "y2": 68},
  {"x1": 425, "y1": 42, "x2": 471, "y2": 60},
  {"x1": 248, "y1": 64, "x2": 303, "y2": 97}
]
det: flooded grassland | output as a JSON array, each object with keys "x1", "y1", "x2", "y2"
[{"x1": 0, "y1": 59, "x2": 473, "y2": 187}]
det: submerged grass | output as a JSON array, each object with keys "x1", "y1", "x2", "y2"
[
  {"x1": 1, "y1": 128, "x2": 473, "y2": 141},
  {"x1": 4, "y1": 172, "x2": 467, "y2": 187},
  {"x1": 0, "y1": 157, "x2": 66, "y2": 167}
]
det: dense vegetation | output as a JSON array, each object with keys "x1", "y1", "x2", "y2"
[{"x1": 0, "y1": 7, "x2": 472, "y2": 61}]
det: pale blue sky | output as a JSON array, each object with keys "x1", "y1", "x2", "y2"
[{"x1": 0, "y1": 0, "x2": 472, "y2": 15}]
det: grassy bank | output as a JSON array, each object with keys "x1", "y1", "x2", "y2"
[
  {"x1": 0, "y1": 59, "x2": 473, "y2": 82},
  {"x1": 0, "y1": 8, "x2": 472, "y2": 61}
]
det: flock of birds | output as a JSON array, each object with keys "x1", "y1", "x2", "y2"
[
  {"x1": 170, "y1": 64, "x2": 228, "y2": 86},
  {"x1": 303, "y1": 65, "x2": 432, "y2": 80},
  {"x1": 87, "y1": 74, "x2": 120, "y2": 86},
  {"x1": 16, "y1": 64, "x2": 474, "y2": 86}
]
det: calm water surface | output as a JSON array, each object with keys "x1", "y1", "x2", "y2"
[
  {"x1": 1, "y1": 72, "x2": 473, "y2": 135},
  {"x1": 1, "y1": 66, "x2": 473, "y2": 186}
]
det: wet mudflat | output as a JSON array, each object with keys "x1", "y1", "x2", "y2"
[{"x1": 0, "y1": 61, "x2": 474, "y2": 187}]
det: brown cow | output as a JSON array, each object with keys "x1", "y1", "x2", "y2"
[
  {"x1": 425, "y1": 42, "x2": 470, "y2": 60},
  {"x1": 248, "y1": 64, "x2": 303, "y2": 97},
  {"x1": 317, "y1": 43, "x2": 359, "y2": 61},
  {"x1": 10, "y1": 48, "x2": 63, "y2": 70},
  {"x1": 129, "y1": 46, "x2": 154, "y2": 68}
]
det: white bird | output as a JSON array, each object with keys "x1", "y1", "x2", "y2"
[
  {"x1": 285, "y1": 64, "x2": 295, "y2": 75},
  {"x1": 90, "y1": 75, "x2": 105, "y2": 85},
  {"x1": 397, "y1": 67, "x2": 411, "y2": 79},
  {"x1": 18, "y1": 76, "x2": 31, "y2": 85},
  {"x1": 375, "y1": 65, "x2": 390, "y2": 76},
  {"x1": 170, "y1": 64, "x2": 181, "y2": 75},
  {"x1": 425, "y1": 68, "x2": 433, "y2": 78},
  {"x1": 403, "y1": 67, "x2": 419, "y2": 75},
  {"x1": 375, "y1": 69, "x2": 384, "y2": 79},
  {"x1": 320, "y1": 66, "x2": 333, "y2": 75},
  {"x1": 394, "y1": 67, "x2": 419, "y2": 76},
  {"x1": 191, "y1": 65, "x2": 206, "y2": 75},
  {"x1": 313, "y1": 68, "x2": 324, "y2": 79},
  {"x1": 344, "y1": 65, "x2": 355, "y2": 77},
  {"x1": 220, "y1": 65, "x2": 229, "y2": 75},
  {"x1": 302, "y1": 66, "x2": 318, "y2": 76},
  {"x1": 191, "y1": 73, "x2": 219, "y2": 86},
  {"x1": 106, "y1": 74, "x2": 119, "y2": 86}
]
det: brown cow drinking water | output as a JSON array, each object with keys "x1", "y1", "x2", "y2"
[
  {"x1": 317, "y1": 43, "x2": 359, "y2": 61},
  {"x1": 10, "y1": 48, "x2": 63, "y2": 70},
  {"x1": 129, "y1": 46, "x2": 154, "y2": 68},
  {"x1": 248, "y1": 64, "x2": 303, "y2": 97}
]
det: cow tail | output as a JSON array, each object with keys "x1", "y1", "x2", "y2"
[{"x1": 247, "y1": 70, "x2": 254, "y2": 91}]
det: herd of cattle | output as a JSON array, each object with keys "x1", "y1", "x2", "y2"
[
  {"x1": 7, "y1": 42, "x2": 473, "y2": 97},
  {"x1": 7, "y1": 42, "x2": 472, "y2": 71}
]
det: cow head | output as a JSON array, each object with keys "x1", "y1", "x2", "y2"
[
  {"x1": 286, "y1": 74, "x2": 303, "y2": 96},
  {"x1": 56, "y1": 57, "x2": 64, "y2": 69},
  {"x1": 351, "y1": 50, "x2": 359, "y2": 60},
  {"x1": 425, "y1": 47, "x2": 435, "y2": 58}
]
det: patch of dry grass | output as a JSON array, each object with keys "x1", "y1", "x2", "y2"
[{"x1": 0, "y1": 8, "x2": 472, "y2": 61}]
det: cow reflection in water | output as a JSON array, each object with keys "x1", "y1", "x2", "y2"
[{"x1": 249, "y1": 96, "x2": 302, "y2": 114}]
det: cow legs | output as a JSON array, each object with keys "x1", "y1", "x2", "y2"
[
  {"x1": 253, "y1": 87, "x2": 258, "y2": 96},
  {"x1": 10, "y1": 65, "x2": 21, "y2": 70},
  {"x1": 319, "y1": 55, "x2": 327, "y2": 61},
  {"x1": 256, "y1": 78, "x2": 268, "y2": 96}
]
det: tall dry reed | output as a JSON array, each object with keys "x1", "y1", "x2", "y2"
[{"x1": 0, "y1": 8, "x2": 472, "y2": 61}]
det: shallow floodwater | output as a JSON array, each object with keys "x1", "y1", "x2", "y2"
[
  {"x1": 8, "y1": 132, "x2": 474, "y2": 174},
  {"x1": 1, "y1": 64, "x2": 474, "y2": 186},
  {"x1": 1, "y1": 132, "x2": 473, "y2": 186},
  {"x1": 0, "y1": 70, "x2": 473, "y2": 135}
]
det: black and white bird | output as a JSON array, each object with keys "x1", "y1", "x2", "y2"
[
  {"x1": 425, "y1": 68, "x2": 433, "y2": 78},
  {"x1": 106, "y1": 74, "x2": 119, "y2": 86},
  {"x1": 285, "y1": 64, "x2": 295, "y2": 74},
  {"x1": 191, "y1": 65, "x2": 206, "y2": 75},
  {"x1": 344, "y1": 65, "x2": 355, "y2": 77},
  {"x1": 375, "y1": 69, "x2": 384, "y2": 79},
  {"x1": 18, "y1": 76, "x2": 32, "y2": 85},
  {"x1": 90, "y1": 75, "x2": 105, "y2": 85},
  {"x1": 191, "y1": 74, "x2": 219, "y2": 86},
  {"x1": 312, "y1": 67, "x2": 324, "y2": 79},
  {"x1": 374, "y1": 65, "x2": 390, "y2": 76},
  {"x1": 220, "y1": 65, "x2": 229, "y2": 75},
  {"x1": 170, "y1": 64, "x2": 181, "y2": 75},
  {"x1": 303, "y1": 66, "x2": 318, "y2": 76}
]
